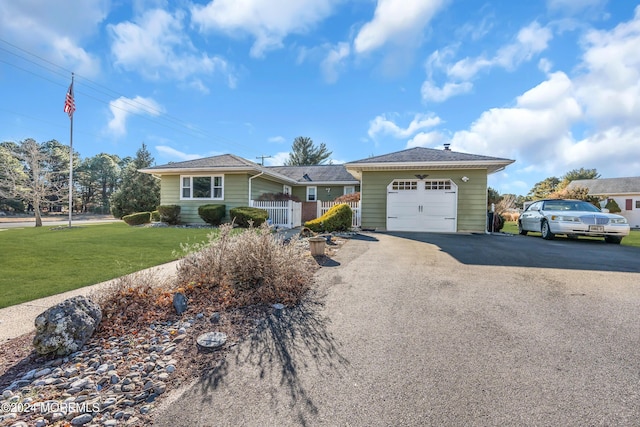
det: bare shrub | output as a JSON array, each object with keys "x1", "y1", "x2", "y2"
[
  {"x1": 176, "y1": 223, "x2": 315, "y2": 308},
  {"x1": 92, "y1": 269, "x2": 175, "y2": 335},
  {"x1": 334, "y1": 192, "x2": 360, "y2": 203}
]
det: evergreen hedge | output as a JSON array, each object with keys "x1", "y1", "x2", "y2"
[
  {"x1": 198, "y1": 204, "x2": 226, "y2": 225},
  {"x1": 122, "y1": 211, "x2": 151, "y2": 226},
  {"x1": 304, "y1": 203, "x2": 352, "y2": 232},
  {"x1": 230, "y1": 207, "x2": 269, "y2": 228},
  {"x1": 157, "y1": 205, "x2": 181, "y2": 224}
]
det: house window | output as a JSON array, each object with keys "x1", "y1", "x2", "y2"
[
  {"x1": 307, "y1": 186, "x2": 317, "y2": 202},
  {"x1": 283, "y1": 185, "x2": 292, "y2": 196},
  {"x1": 181, "y1": 175, "x2": 224, "y2": 200},
  {"x1": 344, "y1": 186, "x2": 355, "y2": 195}
]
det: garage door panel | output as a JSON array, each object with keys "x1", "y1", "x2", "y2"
[{"x1": 386, "y1": 180, "x2": 457, "y2": 232}]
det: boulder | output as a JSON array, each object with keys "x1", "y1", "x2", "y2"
[{"x1": 33, "y1": 296, "x2": 102, "y2": 356}]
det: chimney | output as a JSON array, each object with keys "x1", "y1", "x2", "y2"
[{"x1": 443, "y1": 143, "x2": 451, "y2": 151}]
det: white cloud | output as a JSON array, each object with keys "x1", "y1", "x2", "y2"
[
  {"x1": 354, "y1": 0, "x2": 446, "y2": 54},
  {"x1": 155, "y1": 146, "x2": 202, "y2": 161},
  {"x1": 575, "y1": 6, "x2": 640, "y2": 128},
  {"x1": 268, "y1": 136, "x2": 286, "y2": 143},
  {"x1": 448, "y1": 22, "x2": 552, "y2": 80},
  {"x1": 264, "y1": 152, "x2": 290, "y2": 166},
  {"x1": 421, "y1": 80, "x2": 472, "y2": 102},
  {"x1": 109, "y1": 8, "x2": 235, "y2": 89},
  {"x1": 368, "y1": 113, "x2": 441, "y2": 139},
  {"x1": 321, "y1": 42, "x2": 351, "y2": 83},
  {"x1": 422, "y1": 21, "x2": 552, "y2": 103},
  {"x1": 451, "y1": 71, "x2": 582, "y2": 162},
  {"x1": 191, "y1": 0, "x2": 337, "y2": 58},
  {"x1": 406, "y1": 131, "x2": 446, "y2": 148},
  {"x1": 0, "y1": 0, "x2": 106, "y2": 76},
  {"x1": 444, "y1": 6, "x2": 640, "y2": 183},
  {"x1": 107, "y1": 96, "x2": 164, "y2": 136}
]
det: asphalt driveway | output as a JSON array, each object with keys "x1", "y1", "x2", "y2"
[{"x1": 154, "y1": 232, "x2": 640, "y2": 426}]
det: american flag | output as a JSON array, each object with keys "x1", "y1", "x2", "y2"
[{"x1": 64, "y1": 81, "x2": 75, "y2": 118}]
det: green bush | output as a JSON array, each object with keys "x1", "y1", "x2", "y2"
[
  {"x1": 304, "y1": 203, "x2": 352, "y2": 232},
  {"x1": 230, "y1": 207, "x2": 269, "y2": 228},
  {"x1": 157, "y1": 205, "x2": 181, "y2": 224},
  {"x1": 151, "y1": 210, "x2": 160, "y2": 222},
  {"x1": 122, "y1": 211, "x2": 151, "y2": 226},
  {"x1": 198, "y1": 204, "x2": 226, "y2": 226},
  {"x1": 604, "y1": 199, "x2": 621, "y2": 213}
]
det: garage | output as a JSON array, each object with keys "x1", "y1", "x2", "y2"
[{"x1": 387, "y1": 179, "x2": 457, "y2": 232}]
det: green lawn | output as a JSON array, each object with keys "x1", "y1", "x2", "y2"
[
  {"x1": 0, "y1": 223, "x2": 216, "y2": 309},
  {"x1": 501, "y1": 221, "x2": 640, "y2": 247}
]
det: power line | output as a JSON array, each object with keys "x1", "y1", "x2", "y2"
[{"x1": 0, "y1": 38, "x2": 265, "y2": 156}]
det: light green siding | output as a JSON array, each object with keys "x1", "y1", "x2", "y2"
[
  {"x1": 159, "y1": 173, "x2": 252, "y2": 223},
  {"x1": 360, "y1": 169, "x2": 488, "y2": 232},
  {"x1": 250, "y1": 176, "x2": 284, "y2": 199}
]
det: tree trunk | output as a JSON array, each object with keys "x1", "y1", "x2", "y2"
[{"x1": 33, "y1": 199, "x2": 42, "y2": 227}]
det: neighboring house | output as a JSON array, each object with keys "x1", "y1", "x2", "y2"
[
  {"x1": 139, "y1": 154, "x2": 359, "y2": 224},
  {"x1": 567, "y1": 177, "x2": 640, "y2": 229},
  {"x1": 140, "y1": 145, "x2": 514, "y2": 232},
  {"x1": 345, "y1": 146, "x2": 514, "y2": 233}
]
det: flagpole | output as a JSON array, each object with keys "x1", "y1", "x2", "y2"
[{"x1": 68, "y1": 73, "x2": 74, "y2": 228}]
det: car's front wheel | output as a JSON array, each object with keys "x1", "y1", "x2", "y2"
[
  {"x1": 518, "y1": 221, "x2": 528, "y2": 235},
  {"x1": 541, "y1": 220, "x2": 555, "y2": 240},
  {"x1": 605, "y1": 236, "x2": 622, "y2": 244}
]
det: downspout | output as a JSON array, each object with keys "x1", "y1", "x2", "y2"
[{"x1": 248, "y1": 171, "x2": 264, "y2": 205}]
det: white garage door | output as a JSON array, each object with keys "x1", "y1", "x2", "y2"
[{"x1": 387, "y1": 179, "x2": 457, "y2": 232}]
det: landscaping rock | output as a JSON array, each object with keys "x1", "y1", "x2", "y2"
[
  {"x1": 33, "y1": 296, "x2": 102, "y2": 356},
  {"x1": 173, "y1": 292, "x2": 188, "y2": 315},
  {"x1": 196, "y1": 332, "x2": 227, "y2": 351}
]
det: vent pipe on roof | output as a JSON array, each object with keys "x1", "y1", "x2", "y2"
[{"x1": 443, "y1": 143, "x2": 451, "y2": 151}]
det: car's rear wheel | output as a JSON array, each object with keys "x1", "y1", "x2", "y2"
[
  {"x1": 541, "y1": 220, "x2": 554, "y2": 240},
  {"x1": 518, "y1": 221, "x2": 528, "y2": 235},
  {"x1": 605, "y1": 236, "x2": 622, "y2": 244}
]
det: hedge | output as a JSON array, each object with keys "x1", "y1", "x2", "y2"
[
  {"x1": 157, "y1": 205, "x2": 181, "y2": 224},
  {"x1": 230, "y1": 207, "x2": 269, "y2": 228},
  {"x1": 122, "y1": 211, "x2": 151, "y2": 226},
  {"x1": 198, "y1": 204, "x2": 226, "y2": 226},
  {"x1": 304, "y1": 203, "x2": 352, "y2": 232}
]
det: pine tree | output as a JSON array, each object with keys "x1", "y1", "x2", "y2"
[
  {"x1": 284, "y1": 136, "x2": 332, "y2": 165},
  {"x1": 109, "y1": 143, "x2": 159, "y2": 218}
]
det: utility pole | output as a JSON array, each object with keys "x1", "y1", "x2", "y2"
[{"x1": 256, "y1": 155, "x2": 272, "y2": 166}]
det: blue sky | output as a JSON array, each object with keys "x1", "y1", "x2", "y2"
[{"x1": 1, "y1": 0, "x2": 639, "y2": 196}]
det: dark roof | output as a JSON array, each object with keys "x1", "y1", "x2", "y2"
[
  {"x1": 567, "y1": 177, "x2": 640, "y2": 195},
  {"x1": 268, "y1": 165, "x2": 358, "y2": 183},
  {"x1": 142, "y1": 154, "x2": 258, "y2": 171},
  {"x1": 347, "y1": 147, "x2": 511, "y2": 164}
]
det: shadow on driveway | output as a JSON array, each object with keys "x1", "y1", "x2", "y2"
[
  {"x1": 196, "y1": 292, "x2": 350, "y2": 425},
  {"x1": 383, "y1": 231, "x2": 640, "y2": 273}
]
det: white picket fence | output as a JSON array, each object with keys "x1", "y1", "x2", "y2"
[
  {"x1": 318, "y1": 201, "x2": 361, "y2": 228},
  {"x1": 250, "y1": 200, "x2": 302, "y2": 229}
]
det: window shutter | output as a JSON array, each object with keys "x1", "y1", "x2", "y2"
[{"x1": 626, "y1": 199, "x2": 633, "y2": 210}]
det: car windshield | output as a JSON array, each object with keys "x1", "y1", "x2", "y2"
[{"x1": 542, "y1": 200, "x2": 601, "y2": 212}]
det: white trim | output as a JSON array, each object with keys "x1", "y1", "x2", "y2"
[
  {"x1": 344, "y1": 185, "x2": 355, "y2": 195},
  {"x1": 283, "y1": 185, "x2": 292, "y2": 195},
  {"x1": 180, "y1": 174, "x2": 224, "y2": 200}
]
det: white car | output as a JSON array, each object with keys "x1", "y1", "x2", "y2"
[{"x1": 518, "y1": 199, "x2": 630, "y2": 244}]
